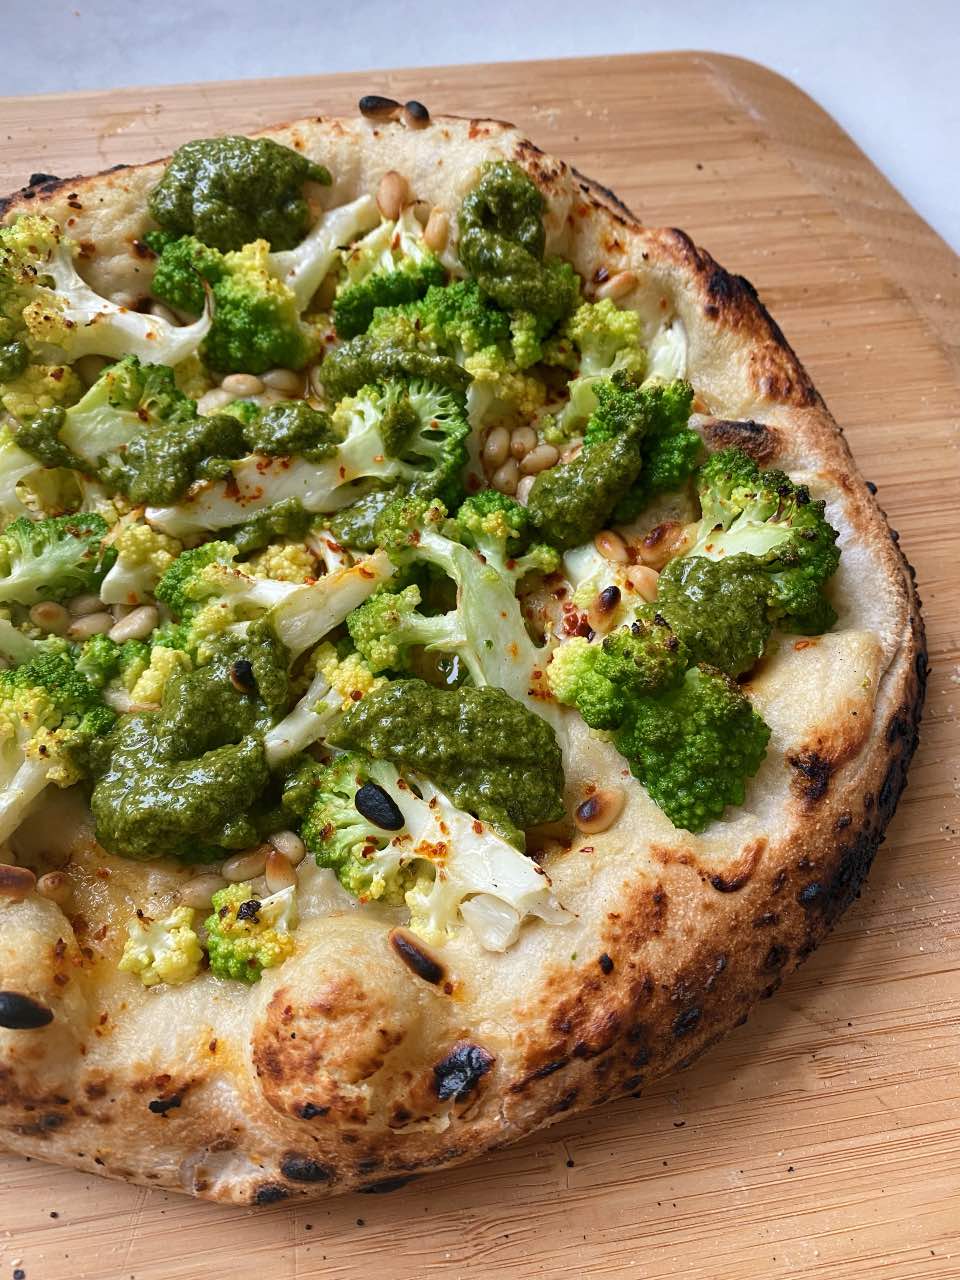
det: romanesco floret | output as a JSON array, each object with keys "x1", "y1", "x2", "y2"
[
  {"x1": 463, "y1": 348, "x2": 547, "y2": 422},
  {"x1": 117, "y1": 906, "x2": 203, "y2": 987},
  {"x1": 204, "y1": 881, "x2": 298, "y2": 982}
]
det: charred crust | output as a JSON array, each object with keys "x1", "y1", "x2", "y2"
[
  {"x1": 433, "y1": 1042, "x2": 494, "y2": 1102},
  {"x1": 570, "y1": 166, "x2": 639, "y2": 224},
  {"x1": 671, "y1": 1007, "x2": 701, "y2": 1037},
  {"x1": 294, "y1": 1101, "x2": 329, "y2": 1120},
  {"x1": 701, "y1": 417, "x2": 781, "y2": 464},
  {"x1": 253, "y1": 1183, "x2": 289, "y2": 1204},
  {"x1": 359, "y1": 1174, "x2": 418, "y2": 1194},
  {"x1": 280, "y1": 1154, "x2": 335, "y2": 1183},
  {"x1": 389, "y1": 928, "x2": 444, "y2": 985},
  {"x1": 598, "y1": 953, "x2": 614, "y2": 975},
  {"x1": 147, "y1": 1094, "x2": 182, "y2": 1115},
  {"x1": 787, "y1": 750, "x2": 833, "y2": 803},
  {"x1": 0, "y1": 992, "x2": 54, "y2": 1029}
]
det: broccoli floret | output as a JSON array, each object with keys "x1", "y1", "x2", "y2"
[
  {"x1": 0, "y1": 648, "x2": 115, "y2": 842},
  {"x1": 333, "y1": 208, "x2": 447, "y2": 338},
  {"x1": 148, "y1": 135, "x2": 331, "y2": 252},
  {"x1": 117, "y1": 905, "x2": 203, "y2": 987},
  {"x1": 204, "y1": 881, "x2": 298, "y2": 982},
  {"x1": 347, "y1": 582, "x2": 466, "y2": 674},
  {"x1": 75, "y1": 633, "x2": 150, "y2": 690},
  {"x1": 99, "y1": 521, "x2": 182, "y2": 605},
  {"x1": 403, "y1": 278, "x2": 512, "y2": 358},
  {"x1": 0, "y1": 512, "x2": 113, "y2": 604},
  {"x1": 153, "y1": 539, "x2": 243, "y2": 618},
  {"x1": 609, "y1": 380, "x2": 699, "y2": 521},
  {"x1": 0, "y1": 214, "x2": 210, "y2": 365}
]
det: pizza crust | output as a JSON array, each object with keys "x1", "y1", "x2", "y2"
[{"x1": 0, "y1": 112, "x2": 925, "y2": 1202}]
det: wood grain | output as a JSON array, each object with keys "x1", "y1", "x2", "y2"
[{"x1": 0, "y1": 53, "x2": 957, "y2": 1280}]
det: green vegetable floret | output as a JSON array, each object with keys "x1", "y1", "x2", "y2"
[
  {"x1": 543, "y1": 297, "x2": 648, "y2": 438},
  {"x1": 204, "y1": 881, "x2": 298, "y2": 983},
  {"x1": 299, "y1": 751, "x2": 417, "y2": 902},
  {"x1": 333, "y1": 208, "x2": 446, "y2": 338},
  {"x1": 148, "y1": 135, "x2": 331, "y2": 253},
  {"x1": 0, "y1": 512, "x2": 113, "y2": 604},
  {"x1": 75, "y1": 632, "x2": 151, "y2": 690},
  {"x1": 0, "y1": 648, "x2": 115, "y2": 842}
]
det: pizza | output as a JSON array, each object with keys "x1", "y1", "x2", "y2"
[{"x1": 0, "y1": 96, "x2": 925, "y2": 1204}]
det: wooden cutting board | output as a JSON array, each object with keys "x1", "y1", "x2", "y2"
[{"x1": 0, "y1": 52, "x2": 957, "y2": 1280}]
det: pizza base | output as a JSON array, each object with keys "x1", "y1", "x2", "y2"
[{"x1": 0, "y1": 112, "x2": 925, "y2": 1203}]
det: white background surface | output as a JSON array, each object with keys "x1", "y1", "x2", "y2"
[{"x1": 3, "y1": 0, "x2": 959, "y2": 251}]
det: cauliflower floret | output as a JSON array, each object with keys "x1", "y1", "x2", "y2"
[
  {"x1": 318, "y1": 644, "x2": 386, "y2": 709},
  {"x1": 117, "y1": 905, "x2": 203, "y2": 988},
  {"x1": 99, "y1": 522, "x2": 182, "y2": 606},
  {"x1": 128, "y1": 645, "x2": 191, "y2": 705},
  {"x1": 464, "y1": 348, "x2": 547, "y2": 425},
  {"x1": 245, "y1": 540, "x2": 317, "y2": 584},
  {"x1": 0, "y1": 362, "x2": 83, "y2": 421}
]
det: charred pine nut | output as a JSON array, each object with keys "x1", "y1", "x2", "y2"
[
  {"x1": 198, "y1": 388, "x2": 236, "y2": 416},
  {"x1": 401, "y1": 100, "x2": 430, "y2": 130},
  {"x1": 69, "y1": 592, "x2": 103, "y2": 617},
  {"x1": 625, "y1": 565, "x2": 660, "y2": 601},
  {"x1": 67, "y1": 611, "x2": 113, "y2": 640},
  {"x1": 150, "y1": 300, "x2": 180, "y2": 326},
  {"x1": 574, "y1": 788, "x2": 625, "y2": 834},
  {"x1": 178, "y1": 873, "x2": 227, "y2": 910},
  {"x1": 519, "y1": 443, "x2": 559, "y2": 475},
  {"x1": 265, "y1": 849, "x2": 297, "y2": 893},
  {"x1": 261, "y1": 368, "x2": 304, "y2": 395},
  {"x1": 29, "y1": 602, "x2": 70, "y2": 634},
  {"x1": 221, "y1": 847, "x2": 268, "y2": 883},
  {"x1": 510, "y1": 426, "x2": 537, "y2": 459},
  {"x1": 482, "y1": 426, "x2": 510, "y2": 470},
  {"x1": 594, "y1": 530, "x2": 629, "y2": 563},
  {"x1": 377, "y1": 170, "x2": 409, "y2": 221},
  {"x1": 358, "y1": 94, "x2": 402, "y2": 122},
  {"x1": 491, "y1": 458, "x2": 520, "y2": 495},
  {"x1": 108, "y1": 605, "x2": 159, "y2": 643},
  {"x1": 0, "y1": 863, "x2": 36, "y2": 901},
  {"x1": 595, "y1": 270, "x2": 637, "y2": 301},
  {"x1": 221, "y1": 373, "x2": 264, "y2": 397},
  {"x1": 268, "y1": 830, "x2": 307, "y2": 865},
  {"x1": 36, "y1": 871, "x2": 72, "y2": 908},
  {"x1": 516, "y1": 475, "x2": 536, "y2": 505},
  {"x1": 638, "y1": 521, "x2": 689, "y2": 569},
  {"x1": 423, "y1": 208, "x2": 449, "y2": 253}
]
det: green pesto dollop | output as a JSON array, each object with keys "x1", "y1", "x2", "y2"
[
  {"x1": 225, "y1": 496, "x2": 313, "y2": 555},
  {"x1": 526, "y1": 428, "x2": 643, "y2": 550},
  {"x1": 89, "y1": 627, "x2": 288, "y2": 860},
  {"x1": 317, "y1": 335, "x2": 471, "y2": 403},
  {"x1": 12, "y1": 405, "x2": 88, "y2": 471},
  {"x1": 148, "y1": 136, "x2": 331, "y2": 252},
  {"x1": 327, "y1": 678, "x2": 565, "y2": 845},
  {"x1": 241, "y1": 400, "x2": 339, "y2": 461},
  {"x1": 100, "y1": 411, "x2": 247, "y2": 506},
  {"x1": 0, "y1": 340, "x2": 29, "y2": 382}
]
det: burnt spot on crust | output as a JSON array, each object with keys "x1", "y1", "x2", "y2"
[
  {"x1": 513, "y1": 138, "x2": 568, "y2": 196},
  {"x1": 433, "y1": 1042, "x2": 494, "y2": 1102},
  {"x1": 570, "y1": 166, "x2": 639, "y2": 225},
  {"x1": 701, "y1": 418, "x2": 781, "y2": 464},
  {"x1": 0, "y1": 992, "x2": 54, "y2": 1029},
  {"x1": 147, "y1": 1093, "x2": 182, "y2": 1115},
  {"x1": 294, "y1": 1101, "x2": 329, "y2": 1120},
  {"x1": 598, "y1": 953, "x2": 614, "y2": 975},
  {"x1": 671, "y1": 1007, "x2": 701, "y2": 1038},
  {"x1": 389, "y1": 928, "x2": 444, "y2": 985},
  {"x1": 0, "y1": 162, "x2": 130, "y2": 220},
  {"x1": 280, "y1": 1154, "x2": 335, "y2": 1183},
  {"x1": 253, "y1": 1183, "x2": 289, "y2": 1205},
  {"x1": 787, "y1": 750, "x2": 833, "y2": 803},
  {"x1": 709, "y1": 838, "x2": 766, "y2": 893}
]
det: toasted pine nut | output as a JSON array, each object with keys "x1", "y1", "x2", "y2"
[
  {"x1": 520, "y1": 443, "x2": 559, "y2": 475},
  {"x1": 29, "y1": 602, "x2": 70, "y2": 634},
  {"x1": 36, "y1": 871, "x2": 72, "y2": 908},
  {"x1": 0, "y1": 863, "x2": 36, "y2": 901},
  {"x1": 67, "y1": 611, "x2": 113, "y2": 640},
  {"x1": 221, "y1": 373, "x2": 264, "y2": 397},
  {"x1": 595, "y1": 270, "x2": 637, "y2": 301},
  {"x1": 625, "y1": 565, "x2": 660, "y2": 602},
  {"x1": 482, "y1": 426, "x2": 510, "y2": 470},
  {"x1": 108, "y1": 604, "x2": 158, "y2": 643},
  {"x1": 268, "y1": 830, "x2": 307, "y2": 866},
  {"x1": 221, "y1": 847, "x2": 268, "y2": 883},
  {"x1": 255, "y1": 388, "x2": 287, "y2": 407},
  {"x1": 178, "y1": 873, "x2": 227, "y2": 911},
  {"x1": 377, "y1": 170, "x2": 409, "y2": 222},
  {"x1": 150, "y1": 300, "x2": 180, "y2": 326},
  {"x1": 197, "y1": 388, "x2": 236, "y2": 416},
  {"x1": 401, "y1": 100, "x2": 430, "y2": 130},
  {"x1": 358, "y1": 94, "x2": 402, "y2": 122},
  {"x1": 638, "y1": 521, "x2": 689, "y2": 570},
  {"x1": 510, "y1": 426, "x2": 537, "y2": 459},
  {"x1": 261, "y1": 368, "x2": 305, "y2": 395},
  {"x1": 265, "y1": 849, "x2": 297, "y2": 893},
  {"x1": 575, "y1": 788, "x2": 625, "y2": 834},
  {"x1": 560, "y1": 443, "x2": 582, "y2": 464},
  {"x1": 516, "y1": 475, "x2": 535, "y2": 505},
  {"x1": 423, "y1": 207, "x2": 449, "y2": 253},
  {"x1": 69, "y1": 592, "x2": 103, "y2": 617},
  {"x1": 74, "y1": 354, "x2": 108, "y2": 387},
  {"x1": 594, "y1": 530, "x2": 629, "y2": 564},
  {"x1": 491, "y1": 458, "x2": 520, "y2": 495}
]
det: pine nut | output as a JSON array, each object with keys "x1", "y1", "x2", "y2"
[
  {"x1": 0, "y1": 863, "x2": 36, "y2": 901},
  {"x1": 516, "y1": 475, "x2": 535, "y2": 505},
  {"x1": 265, "y1": 849, "x2": 297, "y2": 893},
  {"x1": 423, "y1": 208, "x2": 449, "y2": 253},
  {"x1": 29, "y1": 602, "x2": 70, "y2": 634},
  {"x1": 638, "y1": 521, "x2": 689, "y2": 570},
  {"x1": 74, "y1": 354, "x2": 108, "y2": 387},
  {"x1": 150, "y1": 300, "x2": 180, "y2": 326},
  {"x1": 69, "y1": 592, "x2": 104, "y2": 617},
  {"x1": 519, "y1": 443, "x2": 559, "y2": 475},
  {"x1": 510, "y1": 426, "x2": 537, "y2": 459},
  {"x1": 595, "y1": 270, "x2": 637, "y2": 301},
  {"x1": 255, "y1": 388, "x2": 287, "y2": 407},
  {"x1": 358, "y1": 94, "x2": 402, "y2": 122},
  {"x1": 36, "y1": 871, "x2": 72, "y2": 908},
  {"x1": 67, "y1": 611, "x2": 113, "y2": 640},
  {"x1": 377, "y1": 170, "x2": 409, "y2": 222},
  {"x1": 401, "y1": 100, "x2": 430, "y2": 130},
  {"x1": 625, "y1": 565, "x2": 660, "y2": 602},
  {"x1": 178, "y1": 873, "x2": 227, "y2": 911},
  {"x1": 594, "y1": 530, "x2": 629, "y2": 564},
  {"x1": 491, "y1": 458, "x2": 519, "y2": 495},
  {"x1": 575, "y1": 788, "x2": 625, "y2": 834},
  {"x1": 198, "y1": 388, "x2": 236, "y2": 416},
  {"x1": 268, "y1": 830, "x2": 307, "y2": 866},
  {"x1": 221, "y1": 373, "x2": 264, "y2": 397},
  {"x1": 221, "y1": 847, "x2": 268, "y2": 883},
  {"x1": 108, "y1": 604, "x2": 158, "y2": 643},
  {"x1": 247, "y1": 875, "x2": 269, "y2": 898},
  {"x1": 560, "y1": 444, "x2": 582, "y2": 464},
  {"x1": 261, "y1": 368, "x2": 304, "y2": 395},
  {"x1": 482, "y1": 426, "x2": 510, "y2": 470}
]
